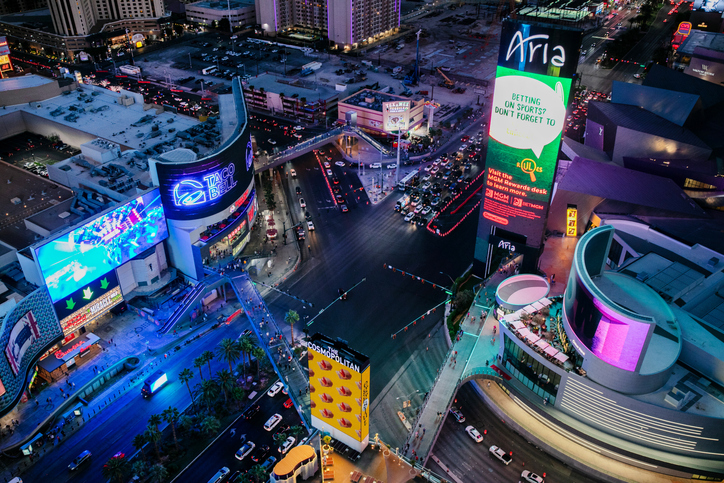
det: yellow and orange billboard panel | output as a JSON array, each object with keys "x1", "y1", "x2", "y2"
[{"x1": 308, "y1": 334, "x2": 370, "y2": 447}]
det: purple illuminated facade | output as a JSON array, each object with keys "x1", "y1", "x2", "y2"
[{"x1": 590, "y1": 297, "x2": 651, "y2": 372}]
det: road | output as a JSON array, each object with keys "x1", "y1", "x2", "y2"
[
  {"x1": 21, "y1": 321, "x2": 249, "y2": 483},
  {"x1": 178, "y1": 390, "x2": 304, "y2": 482},
  {"x1": 429, "y1": 382, "x2": 599, "y2": 483}
]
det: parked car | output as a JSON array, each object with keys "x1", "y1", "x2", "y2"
[
  {"x1": 279, "y1": 436, "x2": 296, "y2": 454},
  {"x1": 264, "y1": 414, "x2": 283, "y2": 431},
  {"x1": 244, "y1": 404, "x2": 261, "y2": 419},
  {"x1": 268, "y1": 381, "x2": 284, "y2": 397},
  {"x1": 521, "y1": 470, "x2": 545, "y2": 483},
  {"x1": 68, "y1": 450, "x2": 92, "y2": 471},
  {"x1": 250, "y1": 445, "x2": 270, "y2": 462},
  {"x1": 261, "y1": 456, "x2": 278, "y2": 471}
]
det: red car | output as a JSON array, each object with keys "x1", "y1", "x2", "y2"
[{"x1": 283, "y1": 398, "x2": 294, "y2": 409}]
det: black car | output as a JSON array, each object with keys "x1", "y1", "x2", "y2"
[
  {"x1": 296, "y1": 186, "x2": 301, "y2": 195},
  {"x1": 335, "y1": 194, "x2": 345, "y2": 204},
  {"x1": 305, "y1": 211, "x2": 312, "y2": 221},
  {"x1": 250, "y1": 445, "x2": 270, "y2": 463},
  {"x1": 273, "y1": 424, "x2": 291, "y2": 439},
  {"x1": 244, "y1": 404, "x2": 261, "y2": 419},
  {"x1": 332, "y1": 185, "x2": 342, "y2": 194}
]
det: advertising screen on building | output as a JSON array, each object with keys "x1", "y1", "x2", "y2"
[
  {"x1": 308, "y1": 334, "x2": 370, "y2": 448},
  {"x1": 383, "y1": 101, "x2": 411, "y2": 131},
  {"x1": 34, "y1": 189, "x2": 168, "y2": 303},
  {"x1": 5, "y1": 311, "x2": 40, "y2": 376},
  {"x1": 53, "y1": 271, "x2": 123, "y2": 334},
  {"x1": 155, "y1": 129, "x2": 255, "y2": 220},
  {"x1": 477, "y1": 21, "x2": 581, "y2": 269}
]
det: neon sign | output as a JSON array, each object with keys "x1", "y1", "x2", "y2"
[
  {"x1": 506, "y1": 32, "x2": 566, "y2": 68},
  {"x1": 566, "y1": 205, "x2": 577, "y2": 236},
  {"x1": 172, "y1": 164, "x2": 237, "y2": 207}
]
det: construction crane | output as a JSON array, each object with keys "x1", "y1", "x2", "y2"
[
  {"x1": 437, "y1": 68, "x2": 455, "y2": 89},
  {"x1": 404, "y1": 29, "x2": 423, "y2": 86}
]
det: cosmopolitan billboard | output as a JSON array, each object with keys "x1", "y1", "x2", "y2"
[
  {"x1": 308, "y1": 334, "x2": 370, "y2": 452},
  {"x1": 34, "y1": 189, "x2": 168, "y2": 303},
  {"x1": 476, "y1": 20, "x2": 581, "y2": 272},
  {"x1": 155, "y1": 129, "x2": 255, "y2": 220}
]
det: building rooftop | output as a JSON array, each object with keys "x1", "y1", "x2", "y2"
[
  {"x1": 0, "y1": 75, "x2": 53, "y2": 92},
  {"x1": 677, "y1": 30, "x2": 724, "y2": 56},
  {"x1": 339, "y1": 89, "x2": 414, "y2": 111},
  {"x1": 610, "y1": 81, "x2": 700, "y2": 127},
  {"x1": 644, "y1": 64, "x2": 724, "y2": 110},
  {"x1": 187, "y1": 0, "x2": 254, "y2": 9},
  {"x1": 0, "y1": 163, "x2": 74, "y2": 250},
  {"x1": 244, "y1": 73, "x2": 339, "y2": 102}
]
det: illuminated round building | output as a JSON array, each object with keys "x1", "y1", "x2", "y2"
[
  {"x1": 497, "y1": 221, "x2": 724, "y2": 478},
  {"x1": 149, "y1": 84, "x2": 257, "y2": 281}
]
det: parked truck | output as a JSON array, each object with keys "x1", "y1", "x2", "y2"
[{"x1": 119, "y1": 65, "x2": 141, "y2": 76}]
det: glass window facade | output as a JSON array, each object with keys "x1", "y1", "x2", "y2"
[{"x1": 503, "y1": 335, "x2": 562, "y2": 405}]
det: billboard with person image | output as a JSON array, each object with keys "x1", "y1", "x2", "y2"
[{"x1": 308, "y1": 333, "x2": 370, "y2": 452}]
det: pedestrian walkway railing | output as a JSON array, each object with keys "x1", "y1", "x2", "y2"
[
  {"x1": 255, "y1": 128, "x2": 343, "y2": 170},
  {"x1": 460, "y1": 366, "x2": 500, "y2": 382},
  {"x1": 158, "y1": 281, "x2": 208, "y2": 334},
  {"x1": 344, "y1": 126, "x2": 393, "y2": 156},
  {"x1": 374, "y1": 438, "x2": 450, "y2": 483}
]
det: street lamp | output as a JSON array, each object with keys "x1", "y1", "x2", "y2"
[
  {"x1": 396, "y1": 389, "x2": 420, "y2": 400},
  {"x1": 439, "y1": 271, "x2": 455, "y2": 285}
]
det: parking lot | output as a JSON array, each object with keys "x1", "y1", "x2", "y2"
[{"x1": 0, "y1": 132, "x2": 76, "y2": 178}]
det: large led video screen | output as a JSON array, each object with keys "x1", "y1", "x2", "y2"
[
  {"x1": 475, "y1": 20, "x2": 581, "y2": 269},
  {"x1": 308, "y1": 334, "x2": 370, "y2": 446},
  {"x1": 155, "y1": 128, "x2": 255, "y2": 220},
  {"x1": 35, "y1": 189, "x2": 168, "y2": 303}
]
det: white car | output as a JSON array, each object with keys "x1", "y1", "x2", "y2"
[
  {"x1": 268, "y1": 381, "x2": 284, "y2": 397},
  {"x1": 235, "y1": 441, "x2": 255, "y2": 460},
  {"x1": 290, "y1": 169, "x2": 297, "y2": 177},
  {"x1": 489, "y1": 445, "x2": 512, "y2": 465},
  {"x1": 633, "y1": 73, "x2": 641, "y2": 79},
  {"x1": 387, "y1": 163, "x2": 397, "y2": 169},
  {"x1": 278, "y1": 436, "x2": 296, "y2": 454},
  {"x1": 421, "y1": 206, "x2": 431, "y2": 215},
  {"x1": 295, "y1": 125, "x2": 303, "y2": 130},
  {"x1": 465, "y1": 425, "x2": 483, "y2": 443},
  {"x1": 521, "y1": 470, "x2": 545, "y2": 483},
  {"x1": 414, "y1": 205, "x2": 423, "y2": 214},
  {"x1": 269, "y1": 139, "x2": 277, "y2": 145},
  {"x1": 370, "y1": 163, "x2": 382, "y2": 169},
  {"x1": 299, "y1": 198, "x2": 306, "y2": 208},
  {"x1": 335, "y1": 161, "x2": 346, "y2": 167},
  {"x1": 404, "y1": 212, "x2": 415, "y2": 222},
  {"x1": 424, "y1": 165, "x2": 432, "y2": 172},
  {"x1": 307, "y1": 220, "x2": 315, "y2": 231},
  {"x1": 326, "y1": 169, "x2": 333, "y2": 177},
  {"x1": 264, "y1": 413, "x2": 282, "y2": 431},
  {"x1": 323, "y1": 161, "x2": 331, "y2": 168}
]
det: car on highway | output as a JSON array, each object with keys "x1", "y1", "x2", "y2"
[
  {"x1": 244, "y1": 404, "x2": 261, "y2": 419},
  {"x1": 290, "y1": 169, "x2": 297, "y2": 177},
  {"x1": 296, "y1": 226, "x2": 305, "y2": 240},
  {"x1": 633, "y1": 73, "x2": 641, "y2": 78},
  {"x1": 324, "y1": 161, "x2": 331, "y2": 168},
  {"x1": 326, "y1": 169, "x2": 333, "y2": 176},
  {"x1": 235, "y1": 441, "x2": 255, "y2": 460},
  {"x1": 296, "y1": 186, "x2": 301, "y2": 195},
  {"x1": 340, "y1": 204, "x2": 349, "y2": 213},
  {"x1": 284, "y1": 397, "x2": 295, "y2": 408},
  {"x1": 335, "y1": 161, "x2": 346, "y2": 167},
  {"x1": 264, "y1": 414, "x2": 283, "y2": 431},
  {"x1": 449, "y1": 408, "x2": 465, "y2": 423},
  {"x1": 268, "y1": 381, "x2": 284, "y2": 397},
  {"x1": 404, "y1": 212, "x2": 415, "y2": 222},
  {"x1": 370, "y1": 163, "x2": 382, "y2": 169},
  {"x1": 250, "y1": 445, "x2": 270, "y2": 462},
  {"x1": 307, "y1": 221, "x2": 315, "y2": 232},
  {"x1": 465, "y1": 425, "x2": 483, "y2": 443},
  {"x1": 279, "y1": 436, "x2": 296, "y2": 454},
  {"x1": 68, "y1": 450, "x2": 92, "y2": 471},
  {"x1": 521, "y1": 470, "x2": 545, "y2": 483},
  {"x1": 489, "y1": 445, "x2": 512, "y2": 465},
  {"x1": 335, "y1": 194, "x2": 345, "y2": 204},
  {"x1": 299, "y1": 198, "x2": 306, "y2": 208},
  {"x1": 261, "y1": 456, "x2": 277, "y2": 471}
]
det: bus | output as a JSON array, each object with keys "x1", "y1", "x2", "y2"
[
  {"x1": 398, "y1": 171, "x2": 420, "y2": 191},
  {"x1": 201, "y1": 66, "x2": 218, "y2": 75}
]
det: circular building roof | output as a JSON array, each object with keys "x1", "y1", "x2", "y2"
[
  {"x1": 496, "y1": 274, "x2": 550, "y2": 310},
  {"x1": 158, "y1": 148, "x2": 197, "y2": 163}
]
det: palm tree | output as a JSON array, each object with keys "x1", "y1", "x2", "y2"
[
  {"x1": 148, "y1": 463, "x2": 169, "y2": 483},
  {"x1": 239, "y1": 335, "x2": 255, "y2": 375},
  {"x1": 273, "y1": 431, "x2": 288, "y2": 450},
  {"x1": 195, "y1": 379, "x2": 220, "y2": 412},
  {"x1": 178, "y1": 368, "x2": 196, "y2": 410},
  {"x1": 132, "y1": 433, "x2": 148, "y2": 459},
  {"x1": 216, "y1": 338, "x2": 242, "y2": 372},
  {"x1": 289, "y1": 425, "x2": 307, "y2": 441},
  {"x1": 200, "y1": 415, "x2": 220, "y2": 435},
  {"x1": 215, "y1": 369, "x2": 235, "y2": 403},
  {"x1": 144, "y1": 426, "x2": 162, "y2": 462},
  {"x1": 193, "y1": 356, "x2": 205, "y2": 380},
  {"x1": 202, "y1": 350, "x2": 215, "y2": 376},
  {"x1": 252, "y1": 347, "x2": 266, "y2": 380},
  {"x1": 148, "y1": 413, "x2": 162, "y2": 433},
  {"x1": 131, "y1": 460, "x2": 148, "y2": 479},
  {"x1": 162, "y1": 406, "x2": 180, "y2": 450},
  {"x1": 178, "y1": 414, "x2": 195, "y2": 434},
  {"x1": 102, "y1": 454, "x2": 130, "y2": 483},
  {"x1": 231, "y1": 386, "x2": 246, "y2": 409},
  {"x1": 284, "y1": 310, "x2": 300, "y2": 346},
  {"x1": 249, "y1": 464, "x2": 268, "y2": 483}
]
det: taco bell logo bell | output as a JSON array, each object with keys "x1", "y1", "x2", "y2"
[
  {"x1": 246, "y1": 140, "x2": 253, "y2": 171},
  {"x1": 173, "y1": 163, "x2": 237, "y2": 207}
]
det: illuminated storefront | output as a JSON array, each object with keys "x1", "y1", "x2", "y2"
[
  {"x1": 0, "y1": 37, "x2": 13, "y2": 77},
  {"x1": 338, "y1": 89, "x2": 425, "y2": 136}
]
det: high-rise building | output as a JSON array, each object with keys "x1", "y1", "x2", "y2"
[
  {"x1": 0, "y1": 0, "x2": 49, "y2": 16},
  {"x1": 256, "y1": 0, "x2": 400, "y2": 49},
  {"x1": 48, "y1": 0, "x2": 165, "y2": 36}
]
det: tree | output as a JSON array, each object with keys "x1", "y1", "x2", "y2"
[
  {"x1": 102, "y1": 454, "x2": 130, "y2": 483},
  {"x1": 148, "y1": 413, "x2": 162, "y2": 433},
  {"x1": 133, "y1": 433, "x2": 147, "y2": 459},
  {"x1": 148, "y1": 463, "x2": 169, "y2": 483},
  {"x1": 178, "y1": 368, "x2": 196, "y2": 410},
  {"x1": 131, "y1": 460, "x2": 149, "y2": 479},
  {"x1": 201, "y1": 415, "x2": 220, "y2": 436},
  {"x1": 249, "y1": 464, "x2": 268, "y2": 483},
  {"x1": 239, "y1": 335, "x2": 255, "y2": 375},
  {"x1": 273, "y1": 431, "x2": 288, "y2": 450},
  {"x1": 193, "y1": 356, "x2": 205, "y2": 380},
  {"x1": 144, "y1": 426, "x2": 162, "y2": 462},
  {"x1": 453, "y1": 289, "x2": 474, "y2": 313},
  {"x1": 195, "y1": 379, "x2": 220, "y2": 412},
  {"x1": 284, "y1": 310, "x2": 300, "y2": 346},
  {"x1": 289, "y1": 425, "x2": 307, "y2": 440},
  {"x1": 178, "y1": 414, "x2": 195, "y2": 434},
  {"x1": 217, "y1": 338, "x2": 242, "y2": 372},
  {"x1": 252, "y1": 346, "x2": 266, "y2": 380},
  {"x1": 215, "y1": 369, "x2": 235, "y2": 403},
  {"x1": 162, "y1": 406, "x2": 180, "y2": 450},
  {"x1": 202, "y1": 350, "x2": 215, "y2": 376},
  {"x1": 218, "y1": 17, "x2": 230, "y2": 34}
]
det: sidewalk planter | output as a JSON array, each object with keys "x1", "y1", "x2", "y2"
[
  {"x1": 124, "y1": 357, "x2": 141, "y2": 371},
  {"x1": 322, "y1": 444, "x2": 331, "y2": 456}
]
